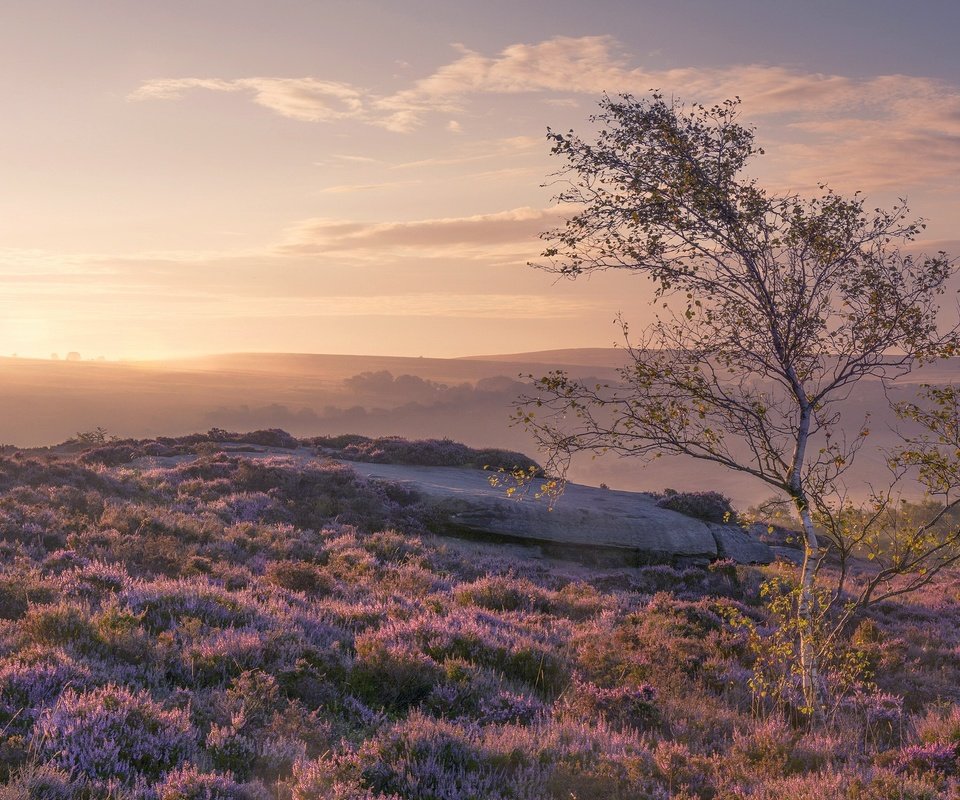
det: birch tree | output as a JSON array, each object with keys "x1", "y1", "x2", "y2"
[{"x1": 518, "y1": 92, "x2": 958, "y2": 713}]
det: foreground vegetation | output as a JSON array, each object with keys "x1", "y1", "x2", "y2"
[{"x1": 0, "y1": 433, "x2": 958, "y2": 799}]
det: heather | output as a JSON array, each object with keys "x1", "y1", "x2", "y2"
[
  {"x1": 0, "y1": 442, "x2": 958, "y2": 798},
  {"x1": 309, "y1": 434, "x2": 539, "y2": 472},
  {"x1": 61, "y1": 428, "x2": 539, "y2": 474},
  {"x1": 655, "y1": 490, "x2": 738, "y2": 524}
]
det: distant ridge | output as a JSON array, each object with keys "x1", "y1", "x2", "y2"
[
  {"x1": 459, "y1": 348, "x2": 629, "y2": 368},
  {"x1": 114, "y1": 349, "x2": 633, "y2": 379},
  {"x1": 139, "y1": 347, "x2": 629, "y2": 370}
]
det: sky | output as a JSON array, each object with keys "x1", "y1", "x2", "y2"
[{"x1": 1, "y1": 0, "x2": 959, "y2": 360}]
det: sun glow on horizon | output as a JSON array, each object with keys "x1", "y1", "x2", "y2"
[{"x1": 1, "y1": 3, "x2": 958, "y2": 361}]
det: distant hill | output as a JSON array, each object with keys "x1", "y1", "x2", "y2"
[{"x1": 459, "y1": 347, "x2": 631, "y2": 369}]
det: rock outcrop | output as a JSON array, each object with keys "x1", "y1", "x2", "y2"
[
  {"x1": 346, "y1": 462, "x2": 774, "y2": 566},
  {"x1": 706, "y1": 523, "x2": 776, "y2": 565}
]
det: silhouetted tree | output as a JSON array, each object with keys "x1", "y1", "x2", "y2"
[{"x1": 518, "y1": 92, "x2": 958, "y2": 715}]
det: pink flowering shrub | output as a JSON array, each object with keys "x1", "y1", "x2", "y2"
[
  {"x1": 206, "y1": 670, "x2": 333, "y2": 780},
  {"x1": 207, "y1": 428, "x2": 300, "y2": 449},
  {"x1": 916, "y1": 704, "x2": 960, "y2": 746},
  {"x1": 188, "y1": 627, "x2": 267, "y2": 684},
  {"x1": 655, "y1": 489, "x2": 736, "y2": 523},
  {"x1": 312, "y1": 434, "x2": 539, "y2": 472},
  {"x1": 0, "y1": 763, "x2": 77, "y2": 800},
  {"x1": 155, "y1": 764, "x2": 270, "y2": 800},
  {"x1": 357, "y1": 610, "x2": 569, "y2": 699},
  {"x1": 0, "y1": 441, "x2": 956, "y2": 798},
  {"x1": 303, "y1": 713, "x2": 660, "y2": 800},
  {"x1": 78, "y1": 443, "x2": 137, "y2": 466},
  {"x1": 573, "y1": 593, "x2": 730, "y2": 692},
  {"x1": 454, "y1": 574, "x2": 606, "y2": 620},
  {"x1": 844, "y1": 690, "x2": 905, "y2": 746},
  {"x1": 349, "y1": 639, "x2": 445, "y2": 712},
  {"x1": 210, "y1": 492, "x2": 289, "y2": 524},
  {"x1": 58, "y1": 559, "x2": 129, "y2": 598},
  {"x1": 265, "y1": 559, "x2": 333, "y2": 594},
  {"x1": 0, "y1": 579, "x2": 32, "y2": 620},
  {"x1": 0, "y1": 646, "x2": 94, "y2": 726},
  {"x1": 18, "y1": 601, "x2": 99, "y2": 650},
  {"x1": 455, "y1": 575, "x2": 559, "y2": 614},
  {"x1": 119, "y1": 578, "x2": 260, "y2": 631},
  {"x1": 895, "y1": 741, "x2": 960, "y2": 776},
  {"x1": 421, "y1": 659, "x2": 545, "y2": 724},
  {"x1": 559, "y1": 678, "x2": 659, "y2": 731},
  {"x1": 34, "y1": 684, "x2": 194, "y2": 784}
]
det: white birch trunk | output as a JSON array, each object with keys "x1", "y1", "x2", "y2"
[
  {"x1": 797, "y1": 502, "x2": 821, "y2": 714},
  {"x1": 790, "y1": 402, "x2": 821, "y2": 717}
]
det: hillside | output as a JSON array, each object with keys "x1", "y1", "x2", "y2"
[{"x1": 0, "y1": 433, "x2": 958, "y2": 798}]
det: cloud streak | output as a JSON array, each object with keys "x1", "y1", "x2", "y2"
[
  {"x1": 0, "y1": 282, "x2": 590, "y2": 321},
  {"x1": 130, "y1": 77, "x2": 365, "y2": 122},
  {"x1": 209, "y1": 293, "x2": 593, "y2": 320},
  {"x1": 277, "y1": 206, "x2": 563, "y2": 262},
  {"x1": 317, "y1": 180, "x2": 421, "y2": 194},
  {"x1": 131, "y1": 36, "x2": 960, "y2": 127},
  {"x1": 131, "y1": 36, "x2": 960, "y2": 191}
]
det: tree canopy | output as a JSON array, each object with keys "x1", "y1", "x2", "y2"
[{"x1": 519, "y1": 92, "x2": 959, "y2": 714}]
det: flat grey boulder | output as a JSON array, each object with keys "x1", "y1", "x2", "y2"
[
  {"x1": 344, "y1": 462, "x2": 768, "y2": 565},
  {"x1": 707, "y1": 523, "x2": 774, "y2": 565}
]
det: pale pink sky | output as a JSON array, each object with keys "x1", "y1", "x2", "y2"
[{"x1": 1, "y1": 0, "x2": 958, "y2": 359}]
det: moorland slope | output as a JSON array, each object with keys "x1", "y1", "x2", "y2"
[{"x1": 0, "y1": 432, "x2": 958, "y2": 798}]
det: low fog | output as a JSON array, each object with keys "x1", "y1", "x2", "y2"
[{"x1": 0, "y1": 349, "x2": 951, "y2": 508}]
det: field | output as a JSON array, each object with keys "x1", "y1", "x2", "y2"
[{"x1": 0, "y1": 432, "x2": 957, "y2": 799}]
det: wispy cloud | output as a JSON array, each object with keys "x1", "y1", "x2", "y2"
[
  {"x1": 0, "y1": 206, "x2": 563, "y2": 278},
  {"x1": 773, "y1": 98, "x2": 960, "y2": 191},
  {"x1": 0, "y1": 242, "x2": 591, "y2": 322},
  {"x1": 131, "y1": 38, "x2": 631, "y2": 131},
  {"x1": 317, "y1": 180, "x2": 421, "y2": 194},
  {"x1": 463, "y1": 166, "x2": 541, "y2": 181},
  {"x1": 0, "y1": 280, "x2": 591, "y2": 322},
  {"x1": 331, "y1": 154, "x2": 381, "y2": 164},
  {"x1": 277, "y1": 206, "x2": 563, "y2": 262},
  {"x1": 390, "y1": 136, "x2": 540, "y2": 169},
  {"x1": 132, "y1": 38, "x2": 954, "y2": 130},
  {"x1": 131, "y1": 36, "x2": 960, "y2": 191},
  {"x1": 202, "y1": 293, "x2": 593, "y2": 320},
  {"x1": 130, "y1": 77, "x2": 365, "y2": 122}
]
